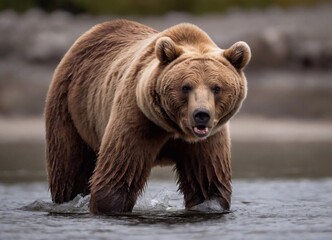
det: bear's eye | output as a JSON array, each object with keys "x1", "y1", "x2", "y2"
[
  {"x1": 212, "y1": 86, "x2": 221, "y2": 94},
  {"x1": 182, "y1": 85, "x2": 191, "y2": 94}
]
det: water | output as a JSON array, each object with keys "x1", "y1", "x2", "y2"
[{"x1": 1, "y1": 179, "x2": 332, "y2": 240}]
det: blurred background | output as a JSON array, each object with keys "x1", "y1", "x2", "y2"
[{"x1": 0, "y1": 0, "x2": 332, "y2": 182}]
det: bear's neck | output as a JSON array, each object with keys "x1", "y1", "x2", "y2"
[{"x1": 136, "y1": 62, "x2": 180, "y2": 134}]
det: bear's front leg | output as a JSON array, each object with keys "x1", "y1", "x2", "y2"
[
  {"x1": 175, "y1": 127, "x2": 232, "y2": 212},
  {"x1": 89, "y1": 116, "x2": 168, "y2": 215}
]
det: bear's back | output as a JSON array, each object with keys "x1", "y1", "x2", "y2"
[
  {"x1": 69, "y1": 19, "x2": 157, "y2": 66},
  {"x1": 92, "y1": 19, "x2": 158, "y2": 47}
]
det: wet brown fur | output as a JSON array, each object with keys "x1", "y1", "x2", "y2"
[{"x1": 45, "y1": 20, "x2": 250, "y2": 214}]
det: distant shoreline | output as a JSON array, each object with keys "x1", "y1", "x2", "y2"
[
  {"x1": 1, "y1": 116, "x2": 332, "y2": 143},
  {"x1": 1, "y1": 116, "x2": 332, "y2": 182}
]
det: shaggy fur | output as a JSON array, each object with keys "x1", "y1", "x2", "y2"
[{"x1": 45, "y1": 20, "x2": 251, "y2": 215}]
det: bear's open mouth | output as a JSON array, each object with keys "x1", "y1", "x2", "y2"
[{"x1": 193, "y1": 125, "x2": 209, "y2": 138}]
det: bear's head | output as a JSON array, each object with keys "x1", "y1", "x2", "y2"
[{"x1": 137, "y1": 24, "x2": 251, "y2": 142}]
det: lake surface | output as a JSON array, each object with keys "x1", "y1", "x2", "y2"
[{"x1": 1, "y1": 179, "x2": 332, "y2": 240}]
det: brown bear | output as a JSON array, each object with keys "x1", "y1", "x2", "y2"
[{"x1": 45, "y1": 19, "x2": 250, "y2": 215}]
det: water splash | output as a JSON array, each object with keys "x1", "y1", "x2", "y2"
[
  {"x1": 189, "y1": 199, "x2": 225, "y2": 213},
  {"x1": 135, "y1": 188, "x2": 184, "y2": 212},
  {"x1": 22, "y1": 187, "x2": 226, "y2": 214},
  {"x1": 22, "y1": 194, "x2": 90, "y2": 214},
  {"x1": 22, "y1": 188, "x2": 184, "y2": 214}
]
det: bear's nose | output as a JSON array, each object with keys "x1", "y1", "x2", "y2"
[{"x1": 193, "y1": 108, "x2": 211, "y2": 125}]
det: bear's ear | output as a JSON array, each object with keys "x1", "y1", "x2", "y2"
[
  {"x1": 223, "y1": 41, "x2": 251, "y2": 70},
  {"x1": 156, "y1": 37, "x2": 182, "y2": 64}
]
